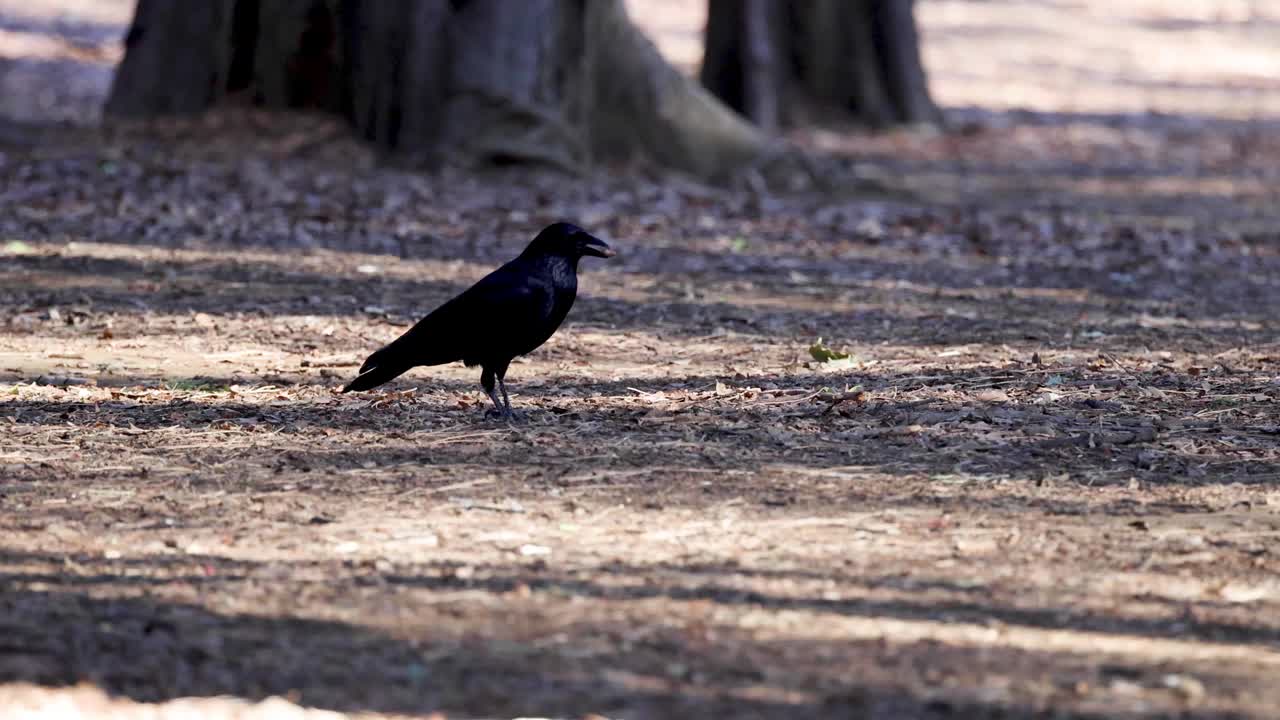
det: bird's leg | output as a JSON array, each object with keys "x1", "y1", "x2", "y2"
[
  {"x1": 497, "y1": 376, "x2": 516, "y2": 419},
  {"x1": 480, "y1": 367, "x2": 504, "y2": 418},
  {"x1": 494, "y1": 361, "x2": 519, "y2": 421}
]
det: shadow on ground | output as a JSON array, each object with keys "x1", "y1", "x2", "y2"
[{"x1": 0, "y1": 547, "x2": 1265, "y2": 719}]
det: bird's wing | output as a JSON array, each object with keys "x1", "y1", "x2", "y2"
[
  {"x1": 444, "y1": 265, "x2": 558, "y2": 363},
  {"x1": 359, "y1": 263, "x2": 552, "y2": 373}
]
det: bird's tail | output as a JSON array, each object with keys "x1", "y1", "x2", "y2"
[{"x1": 341, "y1": 344, "x2": 413, "y2": 393}]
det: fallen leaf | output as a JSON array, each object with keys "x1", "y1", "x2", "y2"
[{"x1": 809, "y1": 338, "x2": 852, "y2": 362}]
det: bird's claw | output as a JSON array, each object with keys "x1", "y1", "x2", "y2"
[{"x1": 484, "y1": 408, "x2": 523, "y2": 423}]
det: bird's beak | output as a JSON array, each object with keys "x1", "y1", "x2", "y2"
[{"x1": 581, "y1": 235, "x2": 616, "y2": 259}]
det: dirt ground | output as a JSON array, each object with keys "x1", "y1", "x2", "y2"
[{"x1": 2, "y1": 2, "x2": 1280, "y2": 719}]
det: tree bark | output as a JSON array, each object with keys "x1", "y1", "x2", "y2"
[
  {"x1": 585, "y1": 0, "x2": 764, "y2": 178},
  {"x1": 702, "y1": 0, "x2": 940, "y2": 129},
  {"x1": 741, "y1": 0, "x2": 780, "y2": 133},
  {"x1": 104, "y1": 0, "x2": 238, "y2": 116},
  {"x1": 105, "y1": 0, "x2": 767, "y2": 178},
  {"x1": 873, "y1": 0, "x2": 936, "y2": 126}
]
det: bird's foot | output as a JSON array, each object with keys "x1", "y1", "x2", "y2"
[{"x1": 483, "y1": 408, "x2": 523, "y2": 423}]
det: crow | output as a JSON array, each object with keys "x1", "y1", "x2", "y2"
[{"x1": 342, "y1": 222, "x2": 615, "y2": 419}]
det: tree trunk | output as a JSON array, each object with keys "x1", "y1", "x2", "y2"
[
  {"x1": 105, "y1": 0, "x2": 766, "y2": 178},
  {"x1": 701, "y1": 0, "x2": 940, "y2": 129},
  {"x1": 105, "y1": 0, "x2": 238, "y2": 116}
]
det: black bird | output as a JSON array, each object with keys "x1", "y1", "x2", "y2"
[{"x1": 342, "y1": 222, "x2": 615, "y2": 418}]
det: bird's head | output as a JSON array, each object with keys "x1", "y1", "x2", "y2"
[{"x1": 526, "y1": 222, "x2": 616, "y2": 260}]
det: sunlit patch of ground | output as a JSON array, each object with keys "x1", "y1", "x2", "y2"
[
  {"x1": 0, "y1": 0, "x2": 128, "y2": 125},
  {"x1": 920, "y1": 0, "x2": 1280, "y2": 118}
]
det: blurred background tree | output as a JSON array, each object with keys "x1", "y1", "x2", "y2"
[
  {"x1": 701, "y1": 0, "x2": 938, "y2": 131},
  {"x1": 105, "y1": 0, "x2": 770, "y2": 178}
]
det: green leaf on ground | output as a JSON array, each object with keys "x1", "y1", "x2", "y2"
[
  {"x1": 810, "y1": 338, "x2": 858, "y2": 370},
  {"x1": 165, "y1": 379, "x2": 230, "y2": 393},
  {"x1": 810, "y1": 338, "x2": 851, "y2": 362}
]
